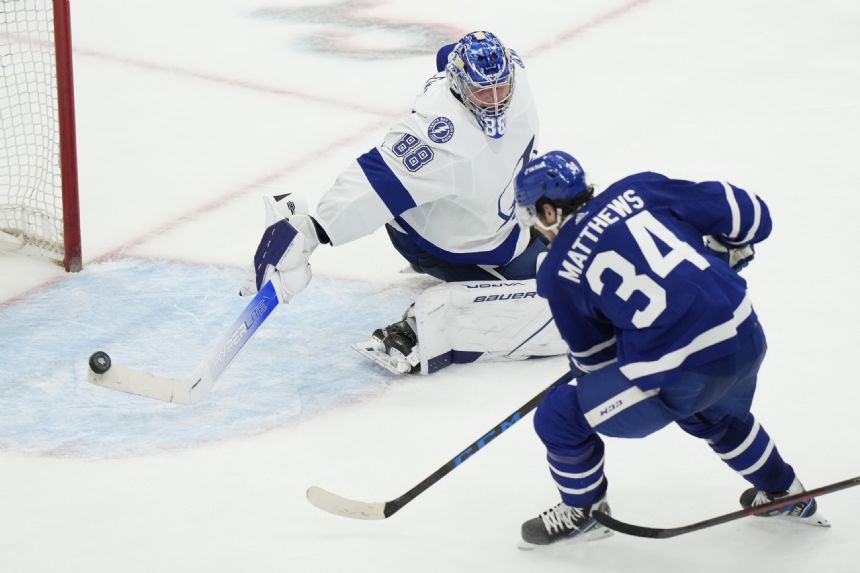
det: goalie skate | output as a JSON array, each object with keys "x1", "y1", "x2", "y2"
[
  {"x1": 352, "y1": 317, "x2": 420, "y2": 375},
  {"x1": 352, "y1": 339, "x2": 419, "y2": 375}
]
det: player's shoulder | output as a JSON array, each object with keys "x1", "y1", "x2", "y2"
[
  {"x1": 398, "y1": 76, "x2": 481, "y2": 154},
  {"x1": 598, "y1": 171, "x2": 689, "y2": 207},
  {"x1": 604, "y1": 171, "x2": 670, "y2": 193}
]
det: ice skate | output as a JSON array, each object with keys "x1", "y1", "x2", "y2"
[
  {"x1": 740, "y1": 478, "x2": 830, "y2": 527},
  {"x1": 519, "y1": 498, "x2": 613, "y2": 549},
  {"x1": 352, "y1": 315, "x2": 420, "y2": 375}
]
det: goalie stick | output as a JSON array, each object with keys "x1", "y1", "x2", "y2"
[
  {"x1": 88, "y1": 279, "x2": 282, "y2": 404},
  {"x1": 593, "y1": 475, "x2": 860, "y2": 539},
  {"x1": 306, "y1": 370, "x2": 574, "y2": 519}
]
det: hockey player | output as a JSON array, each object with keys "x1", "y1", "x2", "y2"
[
  {"x1": 241, "y1": 31, "x2": 565, "y2": 374},
  {"x1": 512, "y1": 151, "x2": 828, "y2": 547}
]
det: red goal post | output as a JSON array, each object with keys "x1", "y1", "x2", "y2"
[{"x1": 1, "y1": 0, "x2": 82, "y2": 272}]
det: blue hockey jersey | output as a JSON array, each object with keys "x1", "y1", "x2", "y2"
[{"x1": 536, "y1": 172, "x2": 772, "y2": 390}]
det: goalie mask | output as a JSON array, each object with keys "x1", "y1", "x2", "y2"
[{"x1": 446, "y1": 31, "x2": 515, "y2": 139}]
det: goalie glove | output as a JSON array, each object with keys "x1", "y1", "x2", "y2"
[
  {"x1": 704, "y1": 235, "x2": 755, "y2": 271},
  {"x1": 240, "y1": 195, "x2": 321, "y2": 301}
]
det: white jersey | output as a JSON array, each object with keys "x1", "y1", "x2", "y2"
[{"x1": 314, "y1": 55, "x2": 539, "y2": 266}]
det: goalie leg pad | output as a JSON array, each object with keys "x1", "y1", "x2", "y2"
[{"x1": 413, "y1": 279, "x2": 566, "y2": 374}]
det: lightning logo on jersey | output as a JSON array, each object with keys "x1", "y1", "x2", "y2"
[{"x1": 428, "y1": 117, "x2": 454, "y2": 143}]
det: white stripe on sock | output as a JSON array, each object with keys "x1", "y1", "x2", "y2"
[
  {"x1": 738, "y1": 439, "x2": 775, "y2": 477},
  {"x1": 548, "y1": 455, "x2": 605, "y2": 479},
  {"x1": 554, "y1": 474, "x2": 606, "y2": 496},
  {"x1": 718, "y1": 420, "x2": 761, "y2": 460}
]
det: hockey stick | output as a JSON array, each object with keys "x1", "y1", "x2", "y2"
[
  {"x1": 306, "y1": 370, "x2": 574, "y2": 519},
  {"x1": 87, "y1": 280, "x2": 282, "y2": 404},
  {"x1": 593, "y1": 475, "x2": 860, "y2": 538}
]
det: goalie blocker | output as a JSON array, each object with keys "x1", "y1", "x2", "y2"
[{"x1": 355, "y1": 279, "x2": 566, "y2": 375}]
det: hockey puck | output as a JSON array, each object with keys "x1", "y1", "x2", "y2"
[{"x1": 89, "y1": 351, "x2": 112, "y2": 374}]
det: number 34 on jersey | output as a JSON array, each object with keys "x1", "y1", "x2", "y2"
[{"x1": 558, "y1": 189, "x2": 711, "y2": 328}]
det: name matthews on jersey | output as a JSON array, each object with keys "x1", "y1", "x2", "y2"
[{"x1": 559, "y1": 189, "x2": 645, "y2": 284}]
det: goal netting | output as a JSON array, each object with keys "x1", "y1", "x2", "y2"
[{"x1": 0, "y1": 0, "x2": 81, "y2": 271}]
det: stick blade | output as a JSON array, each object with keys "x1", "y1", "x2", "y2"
[
  {"x1": 306, "y1": 486, "x2": 386, "y2": 520},
  {"x1": 592, "y1": 510, "x2": 677, "y2": 539},
  {"x1": 88, "y1": 363, "x2": 193, "y2": 404}
]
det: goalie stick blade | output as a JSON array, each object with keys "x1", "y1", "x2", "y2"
[
  {"x1": 305, "y1": 486, "x2": 387, "y2": 520},
  {"x1": 87, "y1": 280, "x2": 282, "y2": 405},
  {"x1": 593, "y1": 474, "x2": 860, "y2": 539},
  {"x1": 88, "y1": 364, "x2": 193, "y2": 404}
]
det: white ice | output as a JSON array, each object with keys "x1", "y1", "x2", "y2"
[{"x1": 1, "y1": 1, "x2": 859, "y2": 571}]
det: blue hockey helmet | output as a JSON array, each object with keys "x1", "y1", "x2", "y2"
[
  {"x1": 514, "y1": 151, "x2": 592, "y2": 231},
  {"x1": 446, "y1": 31, "x2": 515, "y2": 139}
]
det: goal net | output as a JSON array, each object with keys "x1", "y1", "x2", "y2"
[{"x1": 0, "y1": 0, "x2": 81, "y2": 271}]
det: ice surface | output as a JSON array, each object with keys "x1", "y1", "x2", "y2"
[{"x1": 0, "y1": 260, "x2": 415, "y2": 456}]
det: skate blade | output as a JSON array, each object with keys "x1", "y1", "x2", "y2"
[
  {"x1": 517, "y1": 526, "x2": 614, "y2": 551},
  {"x1": 351, "y1": 340, "x2": 409, "y2": 375},
  {"x1": 772, "y1": 511, "x2": 831, "y2": 528}
]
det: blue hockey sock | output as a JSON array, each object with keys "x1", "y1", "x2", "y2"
[
  {"x1": 707, "y1": 414, "x2": 795, "y2": 492},
  {"x1": 533, "y1": 384, "x2": 608, "y2": 507},
  {"x1": 545, "y1": 434, "x2": 607, "y2": 508}
]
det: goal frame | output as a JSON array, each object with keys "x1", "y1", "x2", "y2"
[{"x1": 53, "y1": 0, "x2": 82, "y2": 272}]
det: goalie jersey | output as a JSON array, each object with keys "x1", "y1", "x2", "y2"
[
  {"x1": 537, "y1": 173, "x2": 772, "y2": 390},
  {"x1": 314, "y1": 54, "x2": 538, "y2": 266}
]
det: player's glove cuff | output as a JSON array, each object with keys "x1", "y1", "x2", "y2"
[{"x1": 704, "y1": 235, "x2": 755, "y2": 271}]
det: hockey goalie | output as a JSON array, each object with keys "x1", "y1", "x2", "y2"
[{"x1": 240, "y1": 31, "x2": 567, "y2": 374}]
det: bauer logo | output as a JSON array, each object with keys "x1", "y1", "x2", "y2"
[
  {"x1": 474, "y1": 292, "x2": 537, "y2": 303},
  {"x1": 428, "y1": 117, "x2": 454, "y2": 143}
]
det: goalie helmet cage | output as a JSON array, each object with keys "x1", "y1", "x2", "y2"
[{"x1": 0, "y1": 0, "x2": 82, "y2": 272}]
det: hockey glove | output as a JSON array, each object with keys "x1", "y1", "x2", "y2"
[
  {"x1": 705, "y1": 235, "x2": 755, "y2": 271},
  {"x1": 240, "y1": 195, "x2": 321, "y2": 301}
]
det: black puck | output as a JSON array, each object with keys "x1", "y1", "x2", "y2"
[{"x1": 89, "y1": 351, "x2": 112, "y2": 374}]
